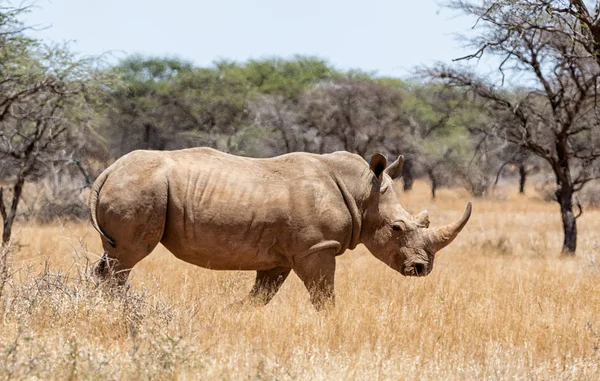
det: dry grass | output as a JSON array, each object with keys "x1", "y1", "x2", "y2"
[{"x1": 1, "y1": 181, "x2": 599, "y2": 380}]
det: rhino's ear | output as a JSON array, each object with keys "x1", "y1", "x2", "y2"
[
  {"x1": 385, "y1": 155, "x2": 404, "y2": 180},
  {"x1": 369, "y1": 153, "x2": 387, "y2": 182}
]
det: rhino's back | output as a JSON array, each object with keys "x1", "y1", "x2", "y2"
[{"x1": 160, "y1": 148, "x2": 352, "y2": 270}]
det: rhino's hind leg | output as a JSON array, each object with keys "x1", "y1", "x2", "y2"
[
  {"x1": 92, "y1": 163, "x2": 169, "y2": 287},
  {"x1": 225, "y1": 267, "x2": 291, "y2": 310},
  {"x1": 248, "y1": 267, "x2": 291, "y2": 306},
  {"x1": 93, "y1": 210, "x2": 166, "y2": 287},
  {"x1": 93, "y1": 228, "x2": 164, "y2": 286}
]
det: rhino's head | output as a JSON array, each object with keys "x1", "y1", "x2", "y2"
[{"x1": 361, "y1": 154, "x2": 471, "y2": 277}]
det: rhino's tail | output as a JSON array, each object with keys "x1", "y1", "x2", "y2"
[{"x1": 88, "y1": 168, "x2": 116, "y2": 248}]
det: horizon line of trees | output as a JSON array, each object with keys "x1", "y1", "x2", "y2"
[
  {"x1": 96, "y1": 54, "x2": 509, "y2": 196},
  {"x1": 2, "y1": 0, "x2": 600, "y2": 255}
]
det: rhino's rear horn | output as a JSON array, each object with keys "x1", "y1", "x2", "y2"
[{"x1": 429, "y1": 202, "x2": 472, "y2": 252}]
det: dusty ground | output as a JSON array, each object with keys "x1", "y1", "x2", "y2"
[{"x1": 0, "y1": 181, "x2": 599, "y2": 380}]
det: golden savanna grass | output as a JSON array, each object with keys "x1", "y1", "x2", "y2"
[{"x1": 1, "y1": 181, "x2": 599, "y2": 380}]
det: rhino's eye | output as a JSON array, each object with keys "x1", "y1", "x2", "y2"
[{"x1": 392, "y1": 221, "x2": 406, "y2": 232}]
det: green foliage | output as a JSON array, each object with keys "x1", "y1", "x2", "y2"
[
  {"x1": 243, "y1": 56, "x2": 340, "y2": 99},
  {"x1": 110, "y1": 55, "x2": 192, "y2": 97},
  {"x1": 375, "y1": 77, "x2": 407, "y2": 89},
  {"x1": 118, "y1": 55, "x2": 193, "y2": 82},
  {"x1": 403, "y1": 82, "x2": 475, "y2": 154},
  {"x1": 345, "y1": 68, "x2": 376, "y2": 81}
]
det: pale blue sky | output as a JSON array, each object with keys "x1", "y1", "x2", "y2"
[{"x1": 23, "y1": 0, "x2": 482, "y2": 77}]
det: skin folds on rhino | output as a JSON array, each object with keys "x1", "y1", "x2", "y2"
[{"x1": 89, "y1": 147, "x2": 471, "y2": 309}]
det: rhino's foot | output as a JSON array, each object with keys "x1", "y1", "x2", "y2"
[
  {"x1": 91, "y1": 253, "x2": 131, "y2": 288},
  {"x1": 309, "y1": 289, "x2": 335, "y2": 312},
  {"x1": 224, "y1": 298, "x2": 260, "y2": 312},
  {"x1": 224, "y1": 267, "x2": 292, "y2": 310},
  {"x1": 248, "y1": 267, "x2": 291, "y2": 304}
]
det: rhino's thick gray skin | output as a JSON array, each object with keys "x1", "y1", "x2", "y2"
[{"x1": 89, "y1": 148, "x2": 471, "y2": 309}]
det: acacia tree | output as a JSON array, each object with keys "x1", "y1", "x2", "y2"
[
  {"x1": 299, "y1": 79, "x2": 405, "y2": 157},
  {"x1": 243, "y1": 56, "x2": 339, "y2": 101},
  {"x1": 249, "y1": 94, "x2": 307, "y2": 154},
  {"x1": 101, "y1": 56, "x2": 195, "y2": 156},
  {"x1": 245, "y1": 57, "x2": 341, "y2": 156},
  {"x1": 0, "y1": 3, "x2": 104, "y2": 246},
  {"x1": 462, "y1": 1, "x2": 600, "y2": 65},
  {"x1": 432, "y1": 0, "x2": 600, "y2": 254},
  {"x1": 400, "y1": 83, "x2": 484, "y2": 198}
]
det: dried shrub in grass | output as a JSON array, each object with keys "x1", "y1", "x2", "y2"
[{"x1": 0, "y1": 256, "x2": 197, "y2": 380}]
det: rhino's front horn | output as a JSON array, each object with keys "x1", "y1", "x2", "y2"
[{"x1": 429, "y1": 202, "x2": 472, "y2": 252}]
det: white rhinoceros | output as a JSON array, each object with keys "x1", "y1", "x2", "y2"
[{"x1": 89, "y1": 148, "x2": 471, "y2": 309}]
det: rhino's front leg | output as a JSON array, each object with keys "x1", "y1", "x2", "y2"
[
  {"x1": 293, "y1": 249, "x2": 336, "y2": 311},
  {"x1": 248, "y1": 267, "x2": 292, "y2": 306}
]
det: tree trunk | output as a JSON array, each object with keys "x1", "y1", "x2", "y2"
[
  {"x1": 143, "y1": 123, "x2": 152, "y2": 149},
  {"x1": 427, "y1": 168, "x2": 437, "y2": 199},
  {"x1": 280, "y1": 127, "x2": 293, "y2": 153},
  {"x1": 518, "y1": 163, "x2": 526, "y2": 194},
  {"x1": 553, "y1": 136, "x2": 577, "y2": 255},
  {"x1": 0, "y1": 176, "x2": 25, "y2": 246},
  {"x1": 143, "y1": 123, "x2": 165, "y2": 150},
  {"x1": 402, "y1": 158, "x2": 414, "y2": 191},
  {"x1": 557, "y1": 185, "x2": 577, "y2": 255},
  {"x1": 559, "y1": 200, "x2": 577, "y2": 255}
]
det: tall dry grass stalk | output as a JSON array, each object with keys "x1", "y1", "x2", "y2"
[{"x1": 0, "y1": 181, "x2": 599, "y2": 380}]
